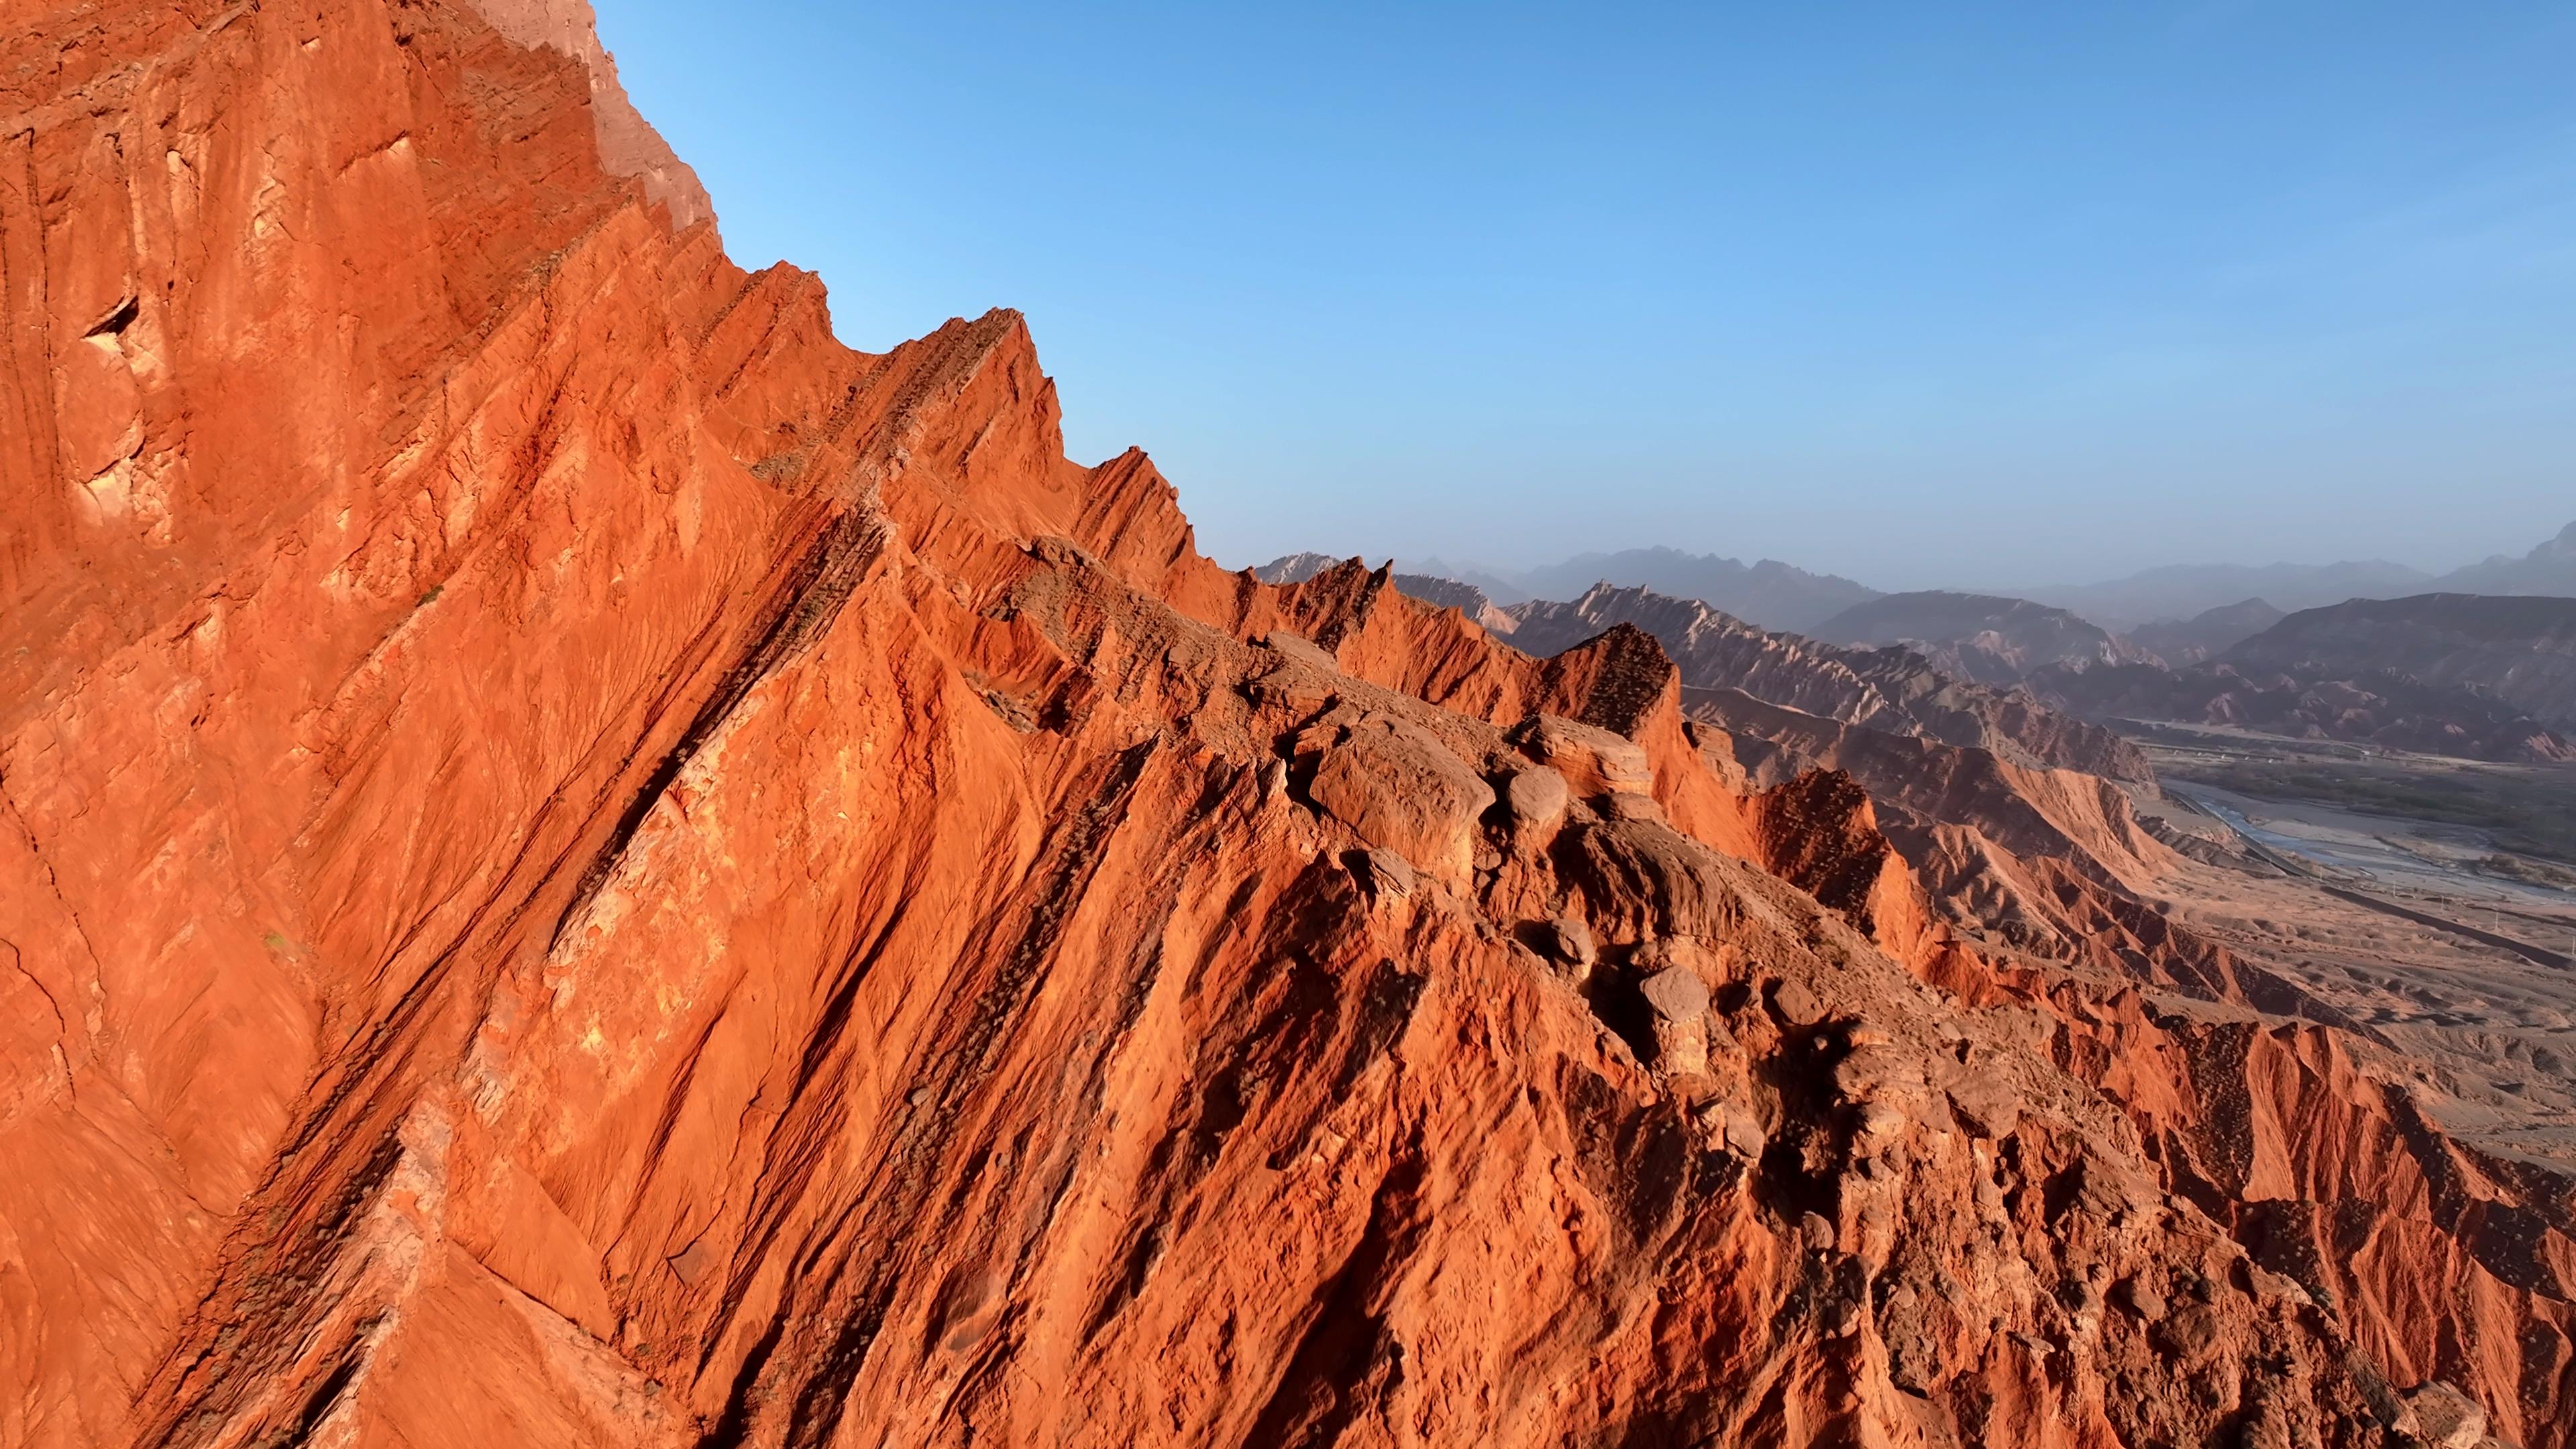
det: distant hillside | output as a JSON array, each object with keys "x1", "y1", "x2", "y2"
[
  {"x1": 2125, "y1": 598, "x2": 2284, "y2": 665},
  {"x1": 1252, "y1": 551, "x2": 1342, "y2": 585},
  {"x1": 1811, "y1": 591, "x2": 2156, "y2": 684},
  {"x1": 2224, "y1": 593, "x2": 2576, "y2": 727},
  {"x1": 2031, "y1": 661, "x2": 2573, "y2": 764},
  {"x1": 1509, "y1": 547, "x2": 1880, "y2": 633},
  {"x1": 2021, "y1": 560, "x2": 2432, "y2": 632},
  {"x1": 2436, "y1": 520, "x2": 2576, "y2": 597},
  {"x1": 1256, "y1": 555, "x2": 1515, "y2": 629},
  {"x1": 1503, "y1": 584, "x2": 2151, "y2": 782},
  {"x1": 1393, "y1": 555, "x2": 1534, "y2": 606}
]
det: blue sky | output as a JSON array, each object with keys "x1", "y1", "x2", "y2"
[{"x1": 596, "y1": 3, "x2": 2576, "y2": 590}]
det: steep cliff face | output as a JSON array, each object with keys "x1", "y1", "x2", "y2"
[{"x1": 2, "y1": 5, "x2": 2568, "y2": 1449}]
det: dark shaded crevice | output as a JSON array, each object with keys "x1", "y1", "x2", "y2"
[
  {"x1": 85, "y1": 294, "x2": 139, "y2": 337},
  {"x1": 1242, "y1": 1153, "x2": 1428, "y2": 1447},
  {"x1": 276, "y1": 1350, "x2": 364, "y2": 1447}
]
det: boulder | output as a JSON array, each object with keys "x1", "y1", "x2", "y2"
[
  {"x1": 1308, "y1": 715, "x2": 1496, "y2": 884},
  {"x1": 1263, "y1": 629, "x2": 1343, "y2": 674},
  {"x1": 1947, "y1": 1075, "x2": 2021, "y2": 1140},
  {"x1": 2403, "y1": 1382, "x2": 2487, "y2": 1449},
  {"x1": 1544, "y1": 918, "x2": 1598, "y2": 980},
  {"x1": 1769, "y1": 977, "x2": 1827, "y2": 1028},
  {"x1": 1723, "y1": 1108, "x2": 1768, "y2": 1160},
  {"x1": 1513, "y1": 714, "x2": 1653, "y2": 798},
  {"x1": 1504, "y1": 765, "x2": 1570, "y2": 837},
  {"x1": 1604, "y1": 792, "x2": 1664, "y2": 823},
  {"x1": 2115, "y1": 1275, "x2": 2166, "y2": 1322},
  {"x1": 1636, "y1": 966, "x2": 1712, "y2": 1074},
  {"x1": 1560, "y1": 818, "x2": 1741, "y2": 942},
  {"x1": 1638, "y1": 963, "x2": 1711, "y2": 1022},
  {"x1": 1799, "y1": 1212, "x2": 1836, "y2": 1252},
  {"x1": 1359, "y1": 847, "x2": 1415, "y2": 900}
]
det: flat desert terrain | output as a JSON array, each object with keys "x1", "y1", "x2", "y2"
[{"x1": 2127, "y1": 723, "x2": 2576, "y2": 1166}]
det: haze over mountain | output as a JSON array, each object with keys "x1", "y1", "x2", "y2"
[
  {"x1": 1808, "y1": 592, "x2": 2155, "y2": 685},
  {"x1": 2440, "y1": 520, "x2": 2576, "y2": 599},
  {"x1": 1503, "y1": 549, "x2": 1880, "y2": 634},
  {"x1": 1348, "y1": 515, "x2": 2576, "y2": 643},
  {"x1": 2125, "y1": 598, "x2": 2288, "y2": 665},
  {"x1": 2017, "y1": 560, "x2": 2437, "y2": 633},
  {"x1": 2226, "y1": 593, "x2": 2576, "y2": 729}
]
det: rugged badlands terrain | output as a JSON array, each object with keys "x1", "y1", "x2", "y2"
[{"x1": 3, "y1": 3, "x2": 2572, "y2": 1448}]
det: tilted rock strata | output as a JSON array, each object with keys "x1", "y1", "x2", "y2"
[{"x1": 0, "y1": 3, "x2": 2568, "y2": 1447}]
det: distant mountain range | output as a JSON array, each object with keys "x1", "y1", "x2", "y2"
[
  {"x1": 2027, "y1": 594, "x2": 2576, "y2": 763},
  {"x1": 1264, "y1": 518, "x2": 2574, "y2": 641},
  {"x1": 1260, "y1": 517, "x2": 2576, "y2": 767},
  {"x1": 2124, "y1": 599, "x2": 2286, "y2": 665},
  {"x1": 1493, "y1": 549, "x2": 1879, "y2": 633},
  {"x1": 2019, "y1": 520, "x2": 2576, "y2": 630},
  {"x1": 2225, "y1": 593, "x2": 2576, "y2": 728},
  {"x1": 2440, "y1": 519, "x2": 2576, "y2": 598},
  {"x1": 1805, "y1": 591, "x2": 2156, "y2": 686},
  {"x1": 2018, "y1": 561, "x2": 2434, "y2": 633}
]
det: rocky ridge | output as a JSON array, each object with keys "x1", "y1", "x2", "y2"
[
  {"x1": 0, "y1": 5, "x2": 2568, "y2": 1448},
  {"x1": 1503, "y1": 584, "x2": 2154, "y2": 784}
]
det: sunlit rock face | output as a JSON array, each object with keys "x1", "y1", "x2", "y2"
[{"x1": 1, "y1": 4, "x2": 2569, "y2": 1446}]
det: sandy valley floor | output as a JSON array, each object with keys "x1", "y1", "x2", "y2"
[{"x1": 2123, "y1": 733, "x2": 2576, "y2": 1167}]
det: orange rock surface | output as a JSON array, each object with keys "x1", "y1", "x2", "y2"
[{"x1": 1, "y1": 3, "x2": 2567, "y2": 1446}]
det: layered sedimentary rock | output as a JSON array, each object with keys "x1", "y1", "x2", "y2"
[{"x1": 2, "y1": 5, "x2": 2569, "y2": 1449}]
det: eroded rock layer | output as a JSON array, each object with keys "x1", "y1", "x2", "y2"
[{"x1": 2, "y1": 4, "x2": 2569, "y2": 1448}]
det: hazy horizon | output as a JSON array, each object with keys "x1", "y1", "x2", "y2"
[
  {"x1": 599, "y1": 3, "x2": 2575, "y2": 594},
  {"x1": 1242, "y1": 523, "x2": 2569, "y2": 598}
]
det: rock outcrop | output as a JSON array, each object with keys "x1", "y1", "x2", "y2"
[{"x1": 2, "y1": 5, "x2": 2569, "y2": 1448}]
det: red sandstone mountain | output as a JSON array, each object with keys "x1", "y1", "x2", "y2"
[{"x1": 3, "y1": 5, "x2": 2569, "y2": 1448}]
